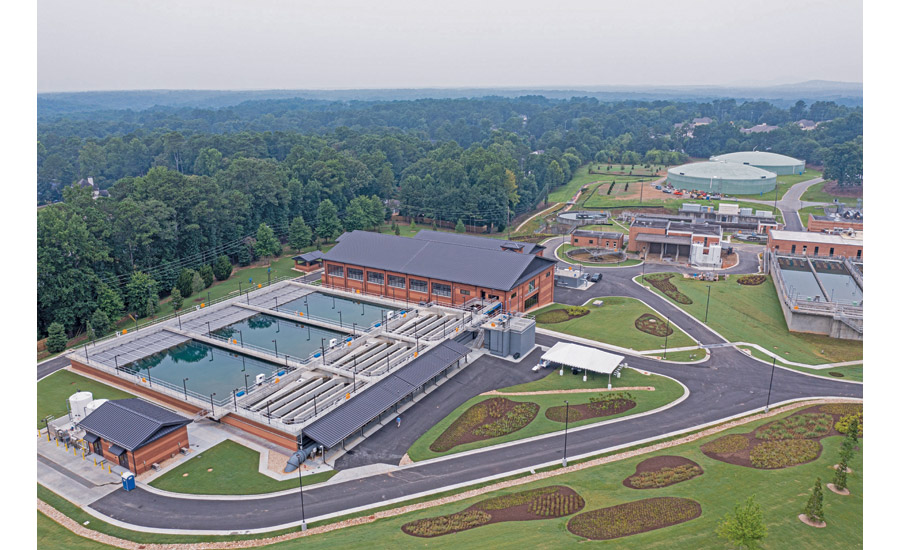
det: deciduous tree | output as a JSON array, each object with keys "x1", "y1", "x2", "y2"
[{"x1": 717, "y1": 496, "x2": 767, "y2": 550}]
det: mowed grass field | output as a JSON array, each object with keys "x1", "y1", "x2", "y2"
[
  {"x1": 407, "y1": 368, "x2": 684, "y2": 462},
  {"x1": 638, "y1": 273, "x2": 863, "y2": 366},
  {"x1": 730, "y1": 169, "x2": 821, "y2": 202},
  {"x1": 40, "y1": 403, "x2": 862, "y2": 549},
  {"x1": 547, "y1": 164, "x2": 663, "y2": 204},
  {"x1": 36, "y1": 370, "x2": 135, "y2": 429},
  {"x1": 533, "y1": 297, "x2": 696, "y2": 351},
  {"x1": 150, "y1": 440, "x2": 336, "y2": 495},
  {"x1": 800, "y1": 179, "x2": 861, "y2": 204}
]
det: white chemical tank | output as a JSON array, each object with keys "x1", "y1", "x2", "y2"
[
  {"x1": 84, "y1": 399, "x2": 109, "y2": 417},
  {"x1": 329, "y1": 338, "x2": 337, "y2": 348},
  {"x1": 255, "y1": 373, "x2": 266, "y2": 385},
  {"x1": 68, "y1": 391, "x2": 93, "y2": 421},
  {"x1": 386, "y1": 310, "x2": 394, "y2": 319}
]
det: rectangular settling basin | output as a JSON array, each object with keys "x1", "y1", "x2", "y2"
[
  {"x1": 278, "y1": 292, "x2": 399, "y2": 329},
  {"x1": 213, "y1": 313, "x2": 347, "y2": 360}
]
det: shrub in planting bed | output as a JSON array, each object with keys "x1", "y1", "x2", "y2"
[
  {"x1": 535, "y1": 306, "x2": 590, "y2": 324},
  {"x1": 643, "y1": 273, "x2": 693, "y2": 304},
  {"x1": 634, "y1": 313, "x2": 673, "y2": 337},
  {"x1": 623, "y1": 456, "x2": 704, "y2": 489},
  {"x1": 430, "y1": 397, "x2": 539, "y2": 452},
  {"x1": 545, "y1": 392, "x2": 637, "y2": 423},
  {"x1": 749, "y1": 439, "x2": 820, "y2": 468},
  {"x1": 701, "y1": 434, "x2": 749, "y2": 455},
  {"x1": 820, "y1": 403, "x2": 862, "y2": 416},
  {"x1": 737, "y1": 274, "x2": 767, "y2": 286},
  {"x1": 402, "y1": 486, "x2": 585, "y2": 538},
  {"x1": 836, "y1": 412, "x2": 863, "y2": 437},
  {"x1": 567, "y1": 497, "x2": 702, "y2": 540},
  {"x1": 755, "y1": 413, "x2": 832, "y2": 440}
]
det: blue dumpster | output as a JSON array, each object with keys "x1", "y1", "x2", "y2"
[{"x1": 121, "y1": 472, "x2": 135, "y2": 491}]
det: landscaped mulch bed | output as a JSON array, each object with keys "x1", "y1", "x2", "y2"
[
  {"x1": 737, "y1": 274, "x2": 767, "y2": 286},
  {"x1": 535, "y1": 306, "x2": 590, "y2": 324},
  {"x1": 622, "y1": 456, "x2": 703, "y2": 489},
  {"x1": 829, "y1": 371, "x2": 845, "y2": 377},
  {"x1": 545, "y1": 392, "x2": 637, "y2": 423},
  {"x1": 567, "y1": 497, "x2": 702, "y2": 540},
  {"x1": 701, "y1": 405, "x2": 852, "y2": 470},
  {"x1": 644, "y1": 274, "x2": 693, "y2": 304},
  {"x1": 634, "y1": 313, "x2": 673, "y2": 337},
  {"x1": 402, "y1": 485, "x2": 585, "y2": 538},
  {"x1": 430, "y1": 397, "x2": 540, "y2": 452}
]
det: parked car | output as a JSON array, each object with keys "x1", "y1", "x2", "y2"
[{"x1": 590, "y1": 272, "x2": 602, "y2": 282}]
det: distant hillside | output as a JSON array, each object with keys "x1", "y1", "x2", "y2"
[{"x1": 37, "y1": 81, "x2": 862, "y2": 118}]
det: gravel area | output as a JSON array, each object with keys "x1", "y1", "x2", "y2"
[{"x1": 38, "y1": 398, "x2": 855, "y2": 549}]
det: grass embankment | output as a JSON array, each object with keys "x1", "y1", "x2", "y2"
[
  {"x1": 737, "y1": 346, "x2": 863, "y2": 383},
  {"x1": 408, "y1": 368, "x2": 684, "y2": 462},
  {"x1": 38, "y1": 402, "x2": 862, "y2": 549},
  {"x1": 533, "y1": 298, "x2": 695, "y2": 352},
  {"x1": 798, "y1": 205, "x2": 827, "y2": 228},
  {"x1": 36, "y1": 371, "x2": 135, "y2": 429},
  {"x1": 149, "y1": 440, "x2": 337, "y2": 495},
  {"x1": 638, "y1": 273, "x2": 863, "y2": 366},
  {"x1": 800, "y1": 179, "x2": 861, "y2": 204},
  {"x1": 730, "y1": 169, "x2": 821, "y2": 202},
  {"x1": 548, "y1": 164, "x2": 663, "y2": 204}
]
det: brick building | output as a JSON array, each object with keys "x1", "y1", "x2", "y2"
[
  {"x1": 628, "y1": 218, "x2": 723, "y2": 267},
  {"x1": 807, "y1": 211, "x2": 863, "y2": 233},
  {"x1": 570, "y1": 230, "x2": 624, "y2": 251},
  {"x1": 77, "y1": 399, "x2": 191, "y2": 475},
  {"x1": 292, "y1": 250, "x2": 325, "y2": 272},
  {"x1": 321, "y1": 230, "x2": 556, "y2": 312},
  {"x1": 767, "y1": 229, "x2": 863, "y2": 260}
]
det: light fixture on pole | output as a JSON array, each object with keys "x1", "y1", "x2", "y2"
[
  {"x1": 285, "y1": 451, "x2": 308, "y2": 531},
  {"x1": 562, "y1": 400, "x2": 570, "y2": 467}
]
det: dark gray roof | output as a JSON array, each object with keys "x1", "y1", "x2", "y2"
[
  {"x1": 635, "y1": 234, "x2": 693, "y2": 245},
  {"x1": 302, "y1": 340, "x2": 469, "y2": 448},
  {"x1": 573, "y1": 230, "x2": 622, "y2": 239},
  {"x1": 292, "y1": 250, "x2": 325, "y2": 263},
  {"x1": 413, "y1": 230, "x2": 542, "y2": 255},
  {"x1": 77, "y1": 399, "x2": 191, "y2": 451},
  {"x1": 324, "y1": 231, "x2": 555, "y2": 291},
  {"x1": 668, "y1": 221, "x2": 722, "y2": 237}
]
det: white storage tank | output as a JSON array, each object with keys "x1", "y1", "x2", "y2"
[
  {"x1": 68, "y1": 391, "x2": 93, "y2": 421},
  {"x1": 84, "y1": 399, "x2": 108, "y2": 417}
]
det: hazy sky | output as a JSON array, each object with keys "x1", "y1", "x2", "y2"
[{"x1": 37, "y1": 0, "x2": 862, "y2": 92}]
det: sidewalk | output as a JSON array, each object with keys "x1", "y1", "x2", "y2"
[{"x1": 37, "y1": 434, "x2": 124, "y2": 505}]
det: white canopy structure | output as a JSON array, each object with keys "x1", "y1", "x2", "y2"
[{"x1": 541, "y1": 342, "x2": 624, "y2": 375}]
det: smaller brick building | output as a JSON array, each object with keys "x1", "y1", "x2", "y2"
[
  {"x1": 77, "y1": 399, "x2": 191, "y2": 475},
  {"x1": 807, "y1": 213, "x2": 863, "y2": 233},
  {"x1": 628, "y1": 218, "x2": 723, "y2": 267},
  {"x1": 292, "y1": 250, "x2": 325, "y2": 272},
  {"x1": 767, "y1": 229, "x2": 863, "y2": 260},
  {"x1": 570, "y1": 230, "x2": 624, "y2": 251}
]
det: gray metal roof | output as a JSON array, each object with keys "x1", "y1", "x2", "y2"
[
  {"x1": 77, "y1": 399, "x2": 191, "y2": 451},
  {"x1": 635, "y1": 234, "x2": 692, "y2": 245},
  {"x1": 413, "y1": 230, "x2": 541, "y2": 254},
  {"x1": 292, "y1": 250, "x2": 325, "y2": 263},
  {"x1": 573, "y1": 229, "x2": 622, "y2": 239},
  {"x1": 302, "y1": 340, "x2": 469, "y2": 448},
  {"x1": 324, "y1": 231, "x2": 556, "y2": 291}
]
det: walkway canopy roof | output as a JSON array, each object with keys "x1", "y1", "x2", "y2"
[{"x1": 541, "y1": 342, "x2": 624, "y2": 375}]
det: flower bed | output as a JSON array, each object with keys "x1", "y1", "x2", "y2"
[
  {"x1": 402, "y1": 486, "x2": 585, "y2": 538},
  {"x1": 545, "y1": 392, "x2": 637, "y2": 423},
  {"x1": 749, "y1": 439, "x2": 820, "y2": 469},
  {"x1": 755, "y1": 413, "x2": 832, "y2": 440},
  {"x1": 701, "y1": 405, "x2": 852, "y2": 469},
  {"x1": 430, "y1": 397, "x2": 540, "y2": 452},
  {"x1": 737, "y1": 274, "x2": 767, "y2": 286},
  {"x1": 836, "y1": 412, "x2": 863, "y2": 437},
  {"x1": 567, "y1": 497, "x2": 702, "y2": 540},
  {"x1": 643, "y1": 274, "x2": 693, "y2": 304},
  {"x1": 634, "y1": 313, "x2": 673, "y2": 337},
  {"x1": 535, "y1": 306, "x2": 591, "y2": 324},
  {"x1": 623, "y1": 456, "x2": 703, "y2": 489}
]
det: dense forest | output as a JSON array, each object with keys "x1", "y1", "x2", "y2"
[{"x1": 36, "y1": 95, "x2": 862, "y2": 340}]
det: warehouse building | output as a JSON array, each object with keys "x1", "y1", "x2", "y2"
[
  {"x1": 321, "y1": 230, "x2": 556, "y2": 312},
  {"x1": 710, "y1": 151, "x2": 806, "y2": 175},
  {"x1": 570, "y1": 230, "x2": 624, "y2": 250},
  {"x1": 767, "y1": 229, "x2": 863, "y2": 260},
  {"x1": 667, "y1": 161, "x2": 778, "y2": 195}
]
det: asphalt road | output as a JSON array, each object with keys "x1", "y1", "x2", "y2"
[
  {"x1": 89, "y1": 331, "x2": 861, "y2": 532},
  {"x1": 740, "y1": 177, "x2": 826, "y2": 231}
]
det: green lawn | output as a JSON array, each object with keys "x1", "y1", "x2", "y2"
[
  {"x1": 638, "y1": 274, "x2": 863, "y2": 366},
  {"x1": 738, "y1": 346, "x2": 863, "y2": 382},
  {"x1": 37, "y1": 370, "x2": 135, "y2": 429},
  {"x1": 800, "y1": 179, "x2": 861, "y2": 204},
  {"x1": 798, "y1": 205, "x2": 827, "y2": 228},
  {"x1": 730, "y1": 169, "x2": 821, "y2": 202},
  {"x1": 533, "y1": 298, "x2": 695, "y2": 351},
  {"x1": 408, "y1": 368, "x2": 684, "y2": 461},
  {"x1": 38, "y1": 511, "x2": 119, "y2": 550},
  {"x1": 579, "y1": 224, "x2": 623, "y2": 232},
  {"x1": 548, "y1": 164, "x2": 660, "y2": 204},
  {"x1": 149, "y1": 440, "x2": 337, "y2": 495}
]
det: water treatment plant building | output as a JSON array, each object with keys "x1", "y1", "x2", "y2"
[
  {"x1": 710, "y1": 151, "x2": 806, "y2": 175},
  {"x1": 666, "y1": 161, "x2": 778, "y2": 195}
]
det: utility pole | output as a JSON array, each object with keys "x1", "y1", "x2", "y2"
[
  {"x1": 705, "y1": 285, "x2": 712, "y2": 323},
  {"x1": 765, "y1": 356, "x2": 776, "y2": 413}
]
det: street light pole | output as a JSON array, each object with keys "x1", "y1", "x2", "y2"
[
  {"x1": 272, "y1": 339, "x2": 278, "y2": 357},
  {"x1": 562, "y1": 400, "x2": 570, "y2": 467},
  {"x1": 244, "y1": 374, "x2": 250, "y2": 395},
  {"x1": 209, "y1": 393, "x2": 216, "y2": 416},
  {"x1": 765, "y1": 356, "x2": 776, "y2": 413},
  {"x1": 207, "y1": 321, "x2": 211, "y2": 337},
  {"x1": 237, "y1": 329, "x2": 243, "y2": 347},
  {"x1": 182, "y1": 377, "x2": 189, "y2": 399},
  {"x1": 663, "y1": 317, "x2": 670, "y2": 359},
  {"x1": 339, "y1": 311, "x2": 343, "y2": 328},
  {"x1": 705, "y1": 285, "x2": 712, "y2": 323}
]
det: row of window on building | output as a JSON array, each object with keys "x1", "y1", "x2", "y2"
[{"x1": 327, "y1": 265, "x2": 468, "y2": 297}]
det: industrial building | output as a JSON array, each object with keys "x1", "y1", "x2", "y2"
[
  {"x1": 666, "y1": 161, "x2": 778, "y2": 195},
  {"x1": 628, "y1": 218, "x2": 723, "y2": 268},
  {"x1": 807, "y1": 203, "x2": 863, "y2": 233},
  {"x1": 710, "y1": 151, "x2": 806, "y2": 175},
  {"x1": 570, "y1": 230, "x2": 624, "y2": 250},
  {"x1": 77, "y1": 399, "x2": 191, "y2": 475},
  {"x1": 767, "y1": 229, "x2": 863, "y2": 260},
  {"x1": 321, "y1": 230, "x2": 556, "y2": 313}
]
